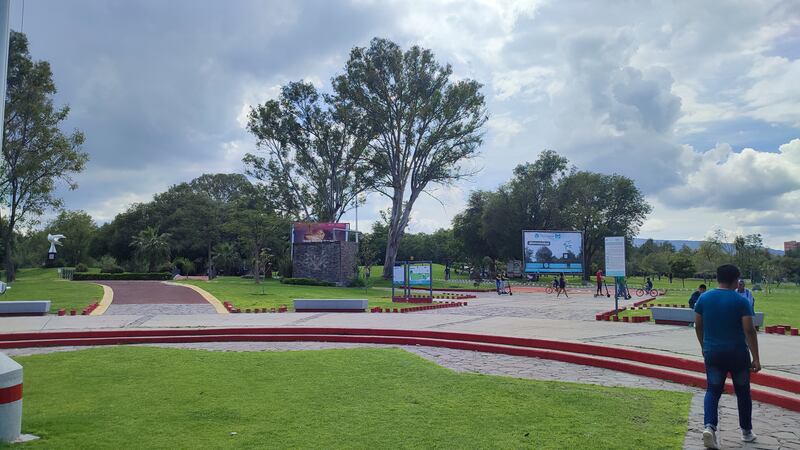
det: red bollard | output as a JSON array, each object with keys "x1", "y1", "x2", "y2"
[
  {"x1": 791, "y1": 328, "x2": 799, "y2": 336},
  {"x1": 57, "y1": 309, "x2": 65, "y2": 316},
  {"x1": 393, "y1": 308, "x2": 399, "y2": 313},
  {"x1": 622, "y1": 316, "x2": 629, "y2": 322},
  {"x1": 70, "y1": 310, "x2": 77, "y2": 316},
  {"x1": 613, "y1": 316, "x2": 619, "y2": 322}
]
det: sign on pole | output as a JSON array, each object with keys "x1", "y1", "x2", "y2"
[
  {"x1": 604, "y1": 236, "x2": 626, "y2": 277},
  {"x1": 408, "y1": 265, "x2": 431, "y2": 286}
]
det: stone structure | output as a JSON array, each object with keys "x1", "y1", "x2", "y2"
[{"x1": 292, "y1": 241, "x2": 358, "y2": 285}]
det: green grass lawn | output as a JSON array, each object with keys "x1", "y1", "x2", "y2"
[
  {"x1": 0, "y1": 268, "x2": 103, "y2": 312},
  {"x1": 616, "y1": 277, "x2": 799, "y2": 326},
  {"x1": 179, "y1": 276, "x2": 418, "y2": 311},
  {"x1": 9, "y1": 347, "x2": 691, "y2": 449}
]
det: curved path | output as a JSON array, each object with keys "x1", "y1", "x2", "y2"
[
  {"x1": 96, "y1": 281, "x2": 218, "y2": 315},
  {"x1": 5, "y1": 342, "x2": 799, "y2": 449}
]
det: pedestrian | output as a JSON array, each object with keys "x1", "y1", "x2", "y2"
[
  {"x1": 444, "y1": 265, "x2": 450, "y2": 280},
  {"x1": 688, "y1": 283, "x2": 707, "y2": 310},
  {"x1": 669, "y1": 272, "x2": 673, "y2": 284},
  {"x1": 595, "y1": 269, "x2": 604, "y2": 297},
  {"x1": 495, "y1": 274, "x2": 503, "y2": 295},
  {"x1": 693, "y1": 264, "x2": 760, "y2": 448},
  {"x1": 736, "y1": 279, "x2": 755, "y2": 310},
  {"x1": 556, "y1": 273, "x2": 568, "y2": 298}
]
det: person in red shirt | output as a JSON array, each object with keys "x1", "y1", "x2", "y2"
[{"x1": 595, "y1": 270, "x2": 603, "y2": 297}]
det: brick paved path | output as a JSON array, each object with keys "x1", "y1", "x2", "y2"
[
  {"x1": 97, "y1": 281, "x2": 216, "y2": 315},
  {"x1": 8, "y1": 342, "x2": 798, "y2": 449}
]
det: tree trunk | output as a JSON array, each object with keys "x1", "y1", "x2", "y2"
[
  {"x1": 253, "y1": 245, "x2": 261, "y2": 284},
  {"x1": 381, "y1": 190, "x2": 418, "y2": 279},
  {"x1": 4, "y1": 220, "x2": 15, "y2": 282}
]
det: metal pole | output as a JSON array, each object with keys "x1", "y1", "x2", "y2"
[{"x1": 0, "y1": 0, "x2": 11, "y2": 157}]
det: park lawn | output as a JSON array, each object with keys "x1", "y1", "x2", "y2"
[
  {"x1": 179, "y1": 276, "x2": 415, "y2": 311},
  {"x1": 616, "y1": 279, "x2": 799, "y2": 326},
  {"x1": 10, "y1": 347, "x2": 691, "y2": 449},
  {"x1": 0, "y1": 268, "x2": 102, "y2": 312}
]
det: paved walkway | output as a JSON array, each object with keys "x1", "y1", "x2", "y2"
[
  {"x1": 96, "y1": 281, "x2": 217, "y2": 315},
  {"x1": 6, "y1": 342, "x2": 798, "y2": 449}
]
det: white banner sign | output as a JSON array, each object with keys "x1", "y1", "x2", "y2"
[
  {"x1": 392, "y1": 265, "x2": 405, "y2": 285},
  {"x1": 605, "y1": 236, "x2": 626, "y2": 277}
]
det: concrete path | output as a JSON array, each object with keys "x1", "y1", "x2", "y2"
[{"x1": 6, "y1": 342, "x2": 799, "y2": 449}]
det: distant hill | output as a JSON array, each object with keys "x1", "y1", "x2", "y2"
[{"x1": 633, "y1": 238, "x2": 784, "y2": 256}]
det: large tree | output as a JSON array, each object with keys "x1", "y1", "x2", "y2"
[
  {"x1": 558, "y1": 171, "x2": 650, "y2": 279},
  {"x1": 334, "y1": 38, "x2": 487, "y2": 278},
  {"x1": 46, "y1": 210, "x2": 96, "y2": 266},
  {"x1": 245, "y1": 81, "x2": 372, "y2": 222},
  {"x1": 1, "y1": 31, "x2": 88, "y2": 281}
]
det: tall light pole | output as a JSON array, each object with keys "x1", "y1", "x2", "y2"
[{"x1": 0, "y1": 0, "x2": 10, "y2": 156}]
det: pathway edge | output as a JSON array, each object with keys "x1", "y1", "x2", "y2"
[
  {"x1": 89, "y1": 284, "x2": 113, "y2": 316},
  {"x1": 163, "y1": 281, "x2": 229, "y2": 314}
]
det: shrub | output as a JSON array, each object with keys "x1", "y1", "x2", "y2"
[
  {"x1": 72, "y1": 272, "x2": 173, "y2": 281},
  {"x1": 277, "y1": 255, "x2": 293, "y2": 278},
  {"x1": 99, "y1": 255, "x2": 124, "y2": 274},
  {"x1": 155, "y1": 262, "x2": 174, "y2": 273},
  {"x1": 172, "y1": 257, "x2": 195, "y2": 276},
  {"x1": 75, "y1": 263, "x2": 89, "y2": 273},
  {"x1": 280, "y1": 277, "x2": 336, "y2": 287},
  {"x1": 346, "y1": 277, "x2": 366, "y2": 287}
]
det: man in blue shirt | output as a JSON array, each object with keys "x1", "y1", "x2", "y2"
[
  {"x1": 736, "y1": 279, "x2": 755, "y2": 309},
  {"x1": 694, "y1": 264, "x2": 760, "y2": 449}
]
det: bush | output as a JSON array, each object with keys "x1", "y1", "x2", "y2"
[
  {"x1": 277, "y1": 256, "x2": 293, "y2": 278},
  {"x1": 72, "y1": 272, "x2": 173, "y2": 281},
  {"x1": 172, "y1": 257, "x2": 195, "y2": 276},
  {"x1": 279, "y1": 277, "x2": 336, "y2": 287},
  {"x1": 75, "y1": 263, "x2": 89, "y2": 273},
  {"x1": 99, "y1": 255, "x2": 124, "y2": 274},
  {"x1": 155, "y1": 262, "x2": 174, "y2": 273},
  {"x1": 346, "y1": 277, "x2": 366, "y2": 287}
]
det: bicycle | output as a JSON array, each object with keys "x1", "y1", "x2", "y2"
[{"x1": 635, "y1": 286, "x2": 659, "y2": 297}]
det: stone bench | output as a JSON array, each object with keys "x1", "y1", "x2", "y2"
[
  {"x1": 652, "y1": 307, "x2": 764, "y2": 327},
  {"x1": 293, "y1": 299, "x2": 368, "y2": 313},
  {"x1": 0, "y1": 301, "x2": 51, "y2": 316}
]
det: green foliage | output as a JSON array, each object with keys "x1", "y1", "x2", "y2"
[
  {"x1": 75, "y1": 263, "x2": 89, "y2": 272},
  {"x1": 669, "y1": 254, "x2": 696, "y2": 287},
  {"x1": 334, "y1": 38, "x2": 487, "y2": 278},
  {"x1": 1, "y1": 31, "x2": 89, "y2": 281},
  {"x1": 130, "y1": 227, "x2": 171, "y2": 272},
  {"x1": 42, "y1": 210, "x2": 97, "y2": 266},
  {"x1": 99, "y1": 255, "x2": 124, "y2": 274},
  {"x1": 346, "y1": 277, "x2": 366, "y2": 287},
  {"x1": 245, "y1": 81, "x2": 372, "y2": 222},
  {"x1": 72, "y1": 272, "x2": 172, "y2": 281},
  {"x1": 15, "y1": 347, "x2": 691, "y2": 449},
  {"x1": 279, "y1": 277, "x2": 336, "y2": 287},
  {"x1": 172, "y1": 256, "x2": 195, "y2": 276}
]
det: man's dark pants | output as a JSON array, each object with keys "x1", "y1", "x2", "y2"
[{"x1": 703, "y1": 347, "x2": 753, "y2": 431}]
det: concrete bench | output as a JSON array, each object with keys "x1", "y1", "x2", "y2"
[
  {"x1": 293, "y1": 299, "x2": 368, "y2": 313},
  {"x1": 0, "y1": 301, "x2": 51, "y2": 316},
  {"x1": 652, "y1": 307, "x2": 764, "y2": 327}
]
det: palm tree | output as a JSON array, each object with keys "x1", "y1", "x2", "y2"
[
  {"x1": 212, "y1": 242, "x2": 240, "y2": 275},
  {"x1": 130, "y1": 227, "x2": 171, "y2": 272}
]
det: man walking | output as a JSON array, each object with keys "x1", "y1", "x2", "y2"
[
  {"x1": 736, "y1": 279, "x2": 755, "y2": 310},
  {"x1": 694, "y1": 264, "x2": 760, "y2": 449},
  {"x1": 556, "y1": 273, "x2": 568, "y2": 298}
]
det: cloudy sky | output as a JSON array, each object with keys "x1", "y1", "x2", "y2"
[{"x1": 11, "y1": 0, "x2": 800, "y2": 248}]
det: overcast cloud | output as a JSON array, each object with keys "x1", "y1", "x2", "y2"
[{"x1": 10, "y1": 0, "x2": 800, "y2": 248}]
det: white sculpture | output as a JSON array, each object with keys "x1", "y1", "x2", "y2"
[{"x1": 47, "y1": 234, "x2": 65, "y2": 254}]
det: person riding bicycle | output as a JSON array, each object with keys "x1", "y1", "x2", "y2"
[
  {"x1": 552, "y1": 276, "x2": 558, "y2": 290},
  {"x1": 645, "y1": 277, "x2": 653, "y2": 292}
]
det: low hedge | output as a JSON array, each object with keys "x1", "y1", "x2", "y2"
[
  {"x1": 280, "y1": 277, "x2": 336, "y2": 287},
  {"x1": 72, "y1": 272, "x2": 173, "y2": 281}
]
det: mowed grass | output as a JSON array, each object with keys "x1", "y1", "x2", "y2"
[
  {"x1": 178, "y1": 276, "x2": 412, "y2": 311},
  {"x1": 0, "y1": 268, "x2": 102, "y2": 312},
  {"x1": 9, "y1": 347, "x2": 691, "y2": 449},
  {"x1": 618, "y1": 278, "x2": 799, "y2": 326}
]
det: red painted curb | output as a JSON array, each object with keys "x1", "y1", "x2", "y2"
[{"x1": 0, "y1": 383, "x2": 22, "y2": 404}]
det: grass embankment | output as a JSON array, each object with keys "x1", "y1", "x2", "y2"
[
  {"x1": 180, "y1": 276, "x2": 411, "y2": 311},
  {"x1": 617, "y1": 277, "x2": 799, "y2": 326},
  {"x1": 0, "y1": 268, "x2": 102, "y2": 312},
  {"x1": 10, "y1": 347, "x2": 691, "y2": 449}
]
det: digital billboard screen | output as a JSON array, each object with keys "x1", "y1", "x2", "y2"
[{"x1": 522, "y1": 230, "x2": 583, "y2": 274}]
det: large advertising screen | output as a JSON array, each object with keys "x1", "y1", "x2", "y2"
[
  {"x1": 292, "y1": 222, "x2": 350, "y2": 243},
  {"x1": 523, "y1": 230, "x2": 583, "y2": 273}
]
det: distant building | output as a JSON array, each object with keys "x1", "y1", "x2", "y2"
[{"x1": 785, "y1": 241, "x2": 799, "y2": 253}]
